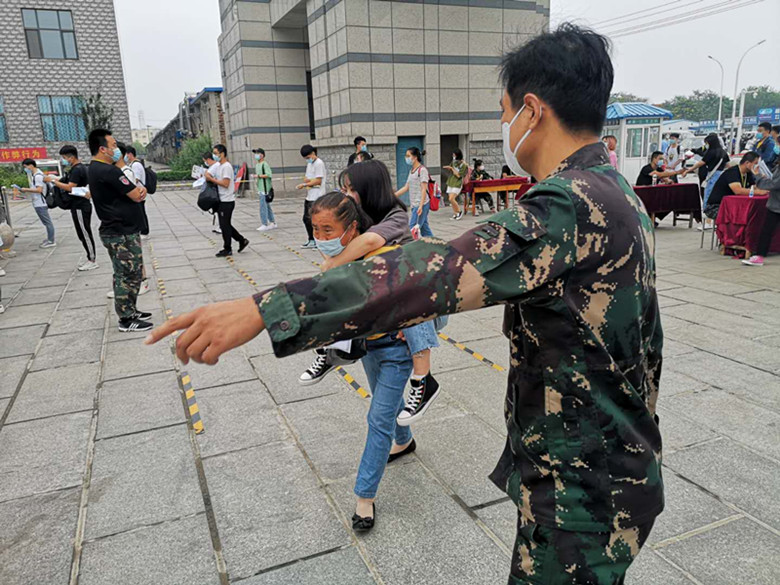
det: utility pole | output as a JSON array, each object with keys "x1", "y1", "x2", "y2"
[
  {"x1": 730, "y1": 40, "x2": 765, "y2": 154},
  {"x1": 707, "y1": 55, "x2": 724, "y2": 134}
]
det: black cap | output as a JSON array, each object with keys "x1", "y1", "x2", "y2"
[{"x1": 251, "y1": 148, "x2": 265, "y2": 155}]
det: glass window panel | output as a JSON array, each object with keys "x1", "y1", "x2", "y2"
[
  {"x1": 22, "y1": 9, "x2": 37, "y2": 28},
  {"x1": 0, "y1": 118, "x2": 8, "y2": 143},
  {"x1": 76, "y1": 116, "x2": 86, "y2": 139},
  {"x1": 40, "y1": 29, "x2": 65, "y2": 59},
  {"x1": 36, "y1": 10, "x2": 60, "y2": 29},
  {"x1": 0, "y1": 97, "x2": 4, "y2": 114},
  {"x1": 63, "y1": 32, "x2": 77, "y2": 59},
  {"x1": 59, "y1": 11, "x2": 74, "y2": 30},
  {"x1": 41, "y1": 115, "x2": 56, "y2": 141},
  {"x1": 38, "y1": 96, "x2": 52, "y2": 113},
  {"x1": 52, "y1": 96, "x2": 73, "y2": 114},
  {"x1": 647, "y1": 127, "x2": 660, "y2": 155},
  {"x1": 627, "y1": 128, "x2": 643, "y2": 158},
  {"x1": 54, "y1": 115, "x2": 74, "y2": 141},
  {"x1": 26, "y1": 30, "x2": 42, "y2": 59}
]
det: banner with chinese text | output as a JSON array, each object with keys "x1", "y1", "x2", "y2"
[{"x1": 0, "y1": 148, "x2": 49, "y2": 163}]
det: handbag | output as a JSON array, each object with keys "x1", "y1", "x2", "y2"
[
  {"x1": 261, "y1": 167, "x2": 274, "y2": 203},
  {"x1": 197, "y1": 182, "x2": 220, "y2": 212}
]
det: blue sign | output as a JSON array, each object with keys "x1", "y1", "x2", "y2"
[{"x1": 757, "y1": 107, "x2": 780, "y2": 122}]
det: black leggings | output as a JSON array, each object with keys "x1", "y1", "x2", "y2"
[
  {"x1": 140, "y1": 200, "x2": 149, "y2": 235},
  {"x1": 217, "y1": 201, "x2": 244, "y2": 251},
  {"x1": 756, "y1": 209, "x2": 780, "y2": 256},
  {"x1": 303, "y1": 199, "x2": 314, "y2": 241},
  {"x1": 71, "y1": 205, "x2": 96, "y2": 262}
]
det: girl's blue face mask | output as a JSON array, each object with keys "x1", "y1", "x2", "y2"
[{"x1": 315, "y1": 230, "x2": 348, "y2": 257}]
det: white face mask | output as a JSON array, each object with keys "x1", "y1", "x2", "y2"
[{"x1": 502, "y1": 103, "x2": 541, "y2": 176}]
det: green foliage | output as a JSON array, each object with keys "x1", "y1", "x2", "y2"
[
  {"x1": 609, "y1": 92, "x2": 647, "y2": 104},
  {"x1": 79, "y1": 92, "x2": 114, "y2": 137},
  {"x1": 168, "y1": 134, "x2": 212, "y2": 173},
  {"x1": 741, "y1": 85, "x2": 780, "y2": 117},
  {"x1": 0, "y1": 164, "x2": 27, "y2": 190},
  {"x1": 156, "y1": 170, "x2": 193, "y2": 182},
  {"x1": 659, "y1": 90, "x2": 734, "y2": 122},
  {"x1": 131, "y1": 141, "x2": 147, "y2": 156}
]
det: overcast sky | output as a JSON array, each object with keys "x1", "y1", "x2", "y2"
[{"x1": 116, "y1": 0, "x2": 780, "y2": 129}]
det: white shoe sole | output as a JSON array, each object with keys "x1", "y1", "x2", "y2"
[
  {"x1": 298, "y1": 366, "x2": 335, "y2": 386},
  {"x1": 396, "y1": 385, "x2": 441, "y2": 426},
  {"x1": 78, "y1": 264, "x2": 99, "y2": 271}
]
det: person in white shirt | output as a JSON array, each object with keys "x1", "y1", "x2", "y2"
[
  {"x1": 296, "y1": 144, "x2": 327, "y2": 249},
  {"x1": 665, "y1": 133, "x2": 683, "y2": 183},
  {"x1": 205, "y1": 144, "x2": 249, "y2": 257},
  {"x1": 125, "y1": 145, "x2": 150, "y2": 239},
  {"x1": 16, "y1": 158, "x2": 56, "y2": 247},
  {"x1": 202, "y1": 152, "x2": 222, "y2": 234}
]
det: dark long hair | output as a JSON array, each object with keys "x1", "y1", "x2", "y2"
[
  {"x1": 311, "y1": 191, "x2": 373, "y2": 234},
  {"x1": 338, "y1": 159, "x2": 407, "y2": 225}
]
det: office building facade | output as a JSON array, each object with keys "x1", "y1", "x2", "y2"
[{"x1": 219, "y1": 0, "x2": 548, "y2": 191}]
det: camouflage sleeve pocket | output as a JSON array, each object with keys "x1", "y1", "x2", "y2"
[{"x1": 254, "y1": 284, "x2": 301, "y2": 343}]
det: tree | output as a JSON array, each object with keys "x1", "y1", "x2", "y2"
[
  {"x1": 79, "y1": 92, "x2": 114, "y2": 136},
  {"x1": 659, "y1": 90, "x2": 734, "y2": 122},
  {"x1": 609, "y1": 92, "x2": 647, "y2": 104},
  {"x1": 168, "y1": 134, "x2": 212, "y2": 172},
  {"x1": 741, "y1": 85, "x2": 780, "y2": 116},
  {"x1": 131, "y1": 141, "x2": 147, "y2": 156}
]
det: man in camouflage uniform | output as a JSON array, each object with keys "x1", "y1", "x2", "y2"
[{"x1": 149, "y1": 24, "x2": 663, "y2": 584}]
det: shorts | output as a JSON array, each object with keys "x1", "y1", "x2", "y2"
[
  {"x1": 402, "y1": 320, "x2": 439, "y2": 355},
  {"x1": 446, "y1": 186, "x2": 462, "y2": 195}
]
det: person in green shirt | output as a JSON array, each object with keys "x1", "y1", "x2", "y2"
[
  {"x1": 253, "y1": 148, "x2": 276, "y2": 231},
  {"x1": 443, "y1": 148, "x2": 467, "y2": 220}
]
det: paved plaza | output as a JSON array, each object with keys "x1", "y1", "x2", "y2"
[{"x1": 0, "y1": 189, "x2": 778, "y2": 585}]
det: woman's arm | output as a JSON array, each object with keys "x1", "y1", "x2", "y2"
[
  {"x1": 321, "y1": 232, "x2": 386, "y2": 271},
  {"x1": 395, "y1": 184, "x2": 409, "y2": 197}
]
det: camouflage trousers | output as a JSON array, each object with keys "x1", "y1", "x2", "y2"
[
  {"x1": 101, "y1": 233, "x2": 143, "y2": 321},
  {"x1": 508, "y1": 515, "x2": 655, "y2": 585}
]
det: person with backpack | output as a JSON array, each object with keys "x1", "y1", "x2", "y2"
[
  {"x1": 125, "y1": 146, "x2": 151, "y2": 240},
  {"x1": 15, "y1": 158, "x2": 56, "y2": 248},
  {"x1": 44, "y1": 145, "x2": 98, "y2": 270},
  {"x1": 252, "y1": 148, "x2": 276, "y2": 231},
  {"x1": 394, "y1": 147, "x2": 433, "y2": 237},
  {"x1": 443, "y1": 148, "x2": 468, "y2": 220}
]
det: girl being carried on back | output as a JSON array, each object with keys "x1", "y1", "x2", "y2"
[{"x1": 299, "y1": 160, "x2": 443, "y2": 426}]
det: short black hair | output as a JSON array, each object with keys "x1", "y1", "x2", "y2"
[
  {"x1": 252, "y1": 147, "x2": 265, "y2": 155},
  {"x1": 22, "y1": 158, "x2": 37, "y2": 167},
  {"x1": 501, "y1": 23, "x2": 613, "y2": 134},
  {"x1": 353, "y1": 136, "x2": 366, "y2": 146},
  {"x1": 116, "y1": 141, "x2": 127, "y2": 156},
  {"x1": 89, "y1": 129, "x2": 112, "y2": 156},
  {"x1": 602, "y1": 134, "x2": 616, "y2": 141},
  {"x1": 59, "y1": 145, "x2": 78, "y2": 158},
  {"x1": 452, "y1": 148, "x2": 463, "y2": 161},
  {"x1": 650, "y1": 150, "x2": 663, "y2": 161},
  {"x1": 300, "y1": 144, "x2": 316, "y2": 157},
  {"x1": 740, "y1": 152, "x2": 759, "y2": 164},
  {"x1": 213, "y1": 144, "x2": 227, "y2": 156},
  {"x1": 126, "y1": 145, "x2": 137, "y2": 157},
  {"x1": 202, "y1": 152, "x2": 215, "y2": 162},
  {"x1": 758, "y1": 122, "x2": 772, "y2": 132},
  {"x1": 772, "y1": 125, "x2": 780, "y2": 134},
  {"x1": 670, "y1": 133, "x2": 680, "y2": 139}
]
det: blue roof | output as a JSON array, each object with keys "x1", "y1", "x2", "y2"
[
  {"x1": 606, "y1": 102, "x2": 673, "y2": 120},
  {"x1": 190, "y1": 87, "x2": 223, "y2": 103}
]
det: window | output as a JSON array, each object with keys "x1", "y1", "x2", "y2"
[
  {"x1": 0, "y1": 98, "x2": 8, "y2": 143},
  {"x1": 627, "y1": 128, "x2": 644, "y2": 158},
  {"x1": 38, "y1": 96, "x2": 86, "y2": 141},
  {"x1": 22, "y1": 9, "x2": 78, "y2": 60}
]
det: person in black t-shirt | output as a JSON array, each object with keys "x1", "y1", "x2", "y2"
[
  {"x1": 635, "y1": 151, "x2": 683, "y2": 186},
  {"x1": 44, "y1": 145, "x2": 99, "y2": 270},
  {"x1": 704, "y1": 152, "x2": 768, "y2": 219},
  {"x1": 87, "y1": 129, "x2": 152, "y2": 333},
  {"x1": 683, "y1": 134, "x2": 729, "y2": 187},
  {"x1": 347, "y1": 136, "x2": 374, "y2": 166}
]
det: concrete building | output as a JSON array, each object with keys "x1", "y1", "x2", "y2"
[
  {"x1": 218, "y1": 0, "x2": 549, "y2": 191},
  {"x1": 0, "y1": 0, "x2": 131, "y2": 162},
  {"x1": 131, "y1": 127, "x2": 162, "y2": 146}
]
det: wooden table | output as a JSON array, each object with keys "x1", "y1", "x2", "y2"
[
  {"x1": 633, "y1": 183, "x2": 702, "y2": 226},
  {"x1": 463, "y1": 177, "x2": 531, "y2": 215},
  {"x1": 716, "y1": 195, "x2": 780, "y2": 257}
]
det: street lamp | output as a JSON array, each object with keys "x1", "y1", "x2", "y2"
[
  {"x1": 730, "y1": 39, "x2": 765, "y2": 153},
  {"x1": 707, "y1": 55, "x2": 724, "y2": 133}
]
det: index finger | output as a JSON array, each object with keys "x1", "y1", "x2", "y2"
[{"x1": 144, "y1": 312, "x2": 196, "y2": 345}]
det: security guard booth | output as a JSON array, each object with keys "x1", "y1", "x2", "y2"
[{"x1": 603, "y1": 103, "x2": 673, "y2": 182}]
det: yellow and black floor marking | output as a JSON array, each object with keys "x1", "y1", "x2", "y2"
[
  {"x1": 437, "y1": 332, "x2": 505, "y2": 372},
  {"x1": 157, "y1": 278, "x2": 167, "y2": 297},
  {"x1": 259, "y1": 233, "x2": 322, "y2": 269},
  {"x1": 181, "y1": 372, "x2": 204, "y2": 434},
  {"x1": 335, "y1": 367, "x2": 370, "y2": 399}
]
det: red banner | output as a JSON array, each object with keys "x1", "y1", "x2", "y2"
[{"x1": 0, "y1": 147, "x2": 49, "y2": 163}]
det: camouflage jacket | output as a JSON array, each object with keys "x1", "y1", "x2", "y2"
[{"x1": 256, "y1": 142, "x2": 664, "y2": 533}]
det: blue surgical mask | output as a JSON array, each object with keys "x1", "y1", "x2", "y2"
[
  {"x1": 25, "y1": 168, "x2": 32, "y2": 175},
  {"x1": 123, "y1": 155, "x2": 130, "y2": 165},
  {"x1": 111, "y1": 147, "x2": 122, "y2": 162},
  {"x1": 60, "y1": 157, "x2": 70, "y2": 167},
  {"x1": 774, "y1": 143, "x2": 780, "y2": 155},
  {"x1": 307, "y1": 157, "x2": 315, "y2": 164},
  {"x1": 315, "y1": 231, "x2": 347, "y2": 257},
  {"x1": 360, "y1": 144, "x2": 367, "y2": 152},
  {"x1": 254, "y1": 154, "x2": 261, "y2": 161},
  {"x1": 405, "y1": 156, "x2": 412, "y2": 165}
]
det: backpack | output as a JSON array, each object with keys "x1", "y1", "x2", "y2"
[
  {"x1": 415, "y1": 165, "x2": 438, "y2": 210},
  {"x1": 138, "y1": 160, "x2": 157, "y2": 194},
  {"x1": 43, "y1": 180, "x2": 56, "y2": 209},
  {"x1": 197, "y1": 182, "x2": 220, "y2": 213}
]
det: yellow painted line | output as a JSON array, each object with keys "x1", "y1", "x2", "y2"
[
  {"x1": 336, "y1": 366, "x2": 370, "y2": 399},
  {"x1": 437, "y1": 332, "x2": 506, "y2": 372}
]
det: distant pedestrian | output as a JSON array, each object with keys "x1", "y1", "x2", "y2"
[
  {"x1": 683, "y1": 134, "x2": 729, "y2": 203},
  {"x1": 754, "y1": 122, "x2": 777, "y2": 167},
  {"x1": 743, "y1": 156, "x2": 780, "y2": 267},
  {"x1": 206, "y1": 144, "x2": 249, "y2": 257},
  {"x1": 253, "y1": 148, "x2": 276, "y2": 231},
  {"x1": 16, "y1": 158, "x2": 56, "y2": 248},
  {"x1": 470, "y1": 159, "x2": 495, "y2": 215},
  {"x1": 125, "y1": 145, "x2": 150, "y2": 240},
  {"x1": 442, "y1": 148, "x2": 467, "y2": 220},
  {"x1": 86, "y1": 129, "x2": 151, "y2": 332},
  {"x1": 665, "y1": 133, "x2": 683, "y2": 182},
  {"x1": 348, "y1": 136, "x2": 373, "y2": 166},
  {"x1": 296, "y1": 144, "x2": 327, "y2": 249},
  {"x1": 603, "y1": 135, "x2": 618, "y2": 169},
  {"x1": 394, "y1": 147, "x2": 433, "y2": 236},
  {"x1": 44, "y1": 145, "x2": 98, "y2": 270}
]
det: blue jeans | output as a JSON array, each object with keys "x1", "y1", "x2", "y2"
[
  {"x1": 409, "y1": 202, "x2": 433, "y2": 238},
  {"x1": 259, "y1": 192, "x2": 275, "y2": 225},
  {"x1": 402, "y1": 320, "x2": 439, "y2": 355},
  {"x1": 354, "y1": 335, "x2": 413, "y2": 499},
  {"x1": 34, "y1": 206, "x2": 55, "y2": 243}
]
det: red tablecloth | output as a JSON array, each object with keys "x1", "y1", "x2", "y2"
[
  {"x1": 716, "y1": 195, "x2": 780, "y2": 254},
  {"x1": 462, "y1": 176, "x2": 530, "y2": 194},
  {"x1": 633, "y1": 183, "x2": 702, "y2": 221}
]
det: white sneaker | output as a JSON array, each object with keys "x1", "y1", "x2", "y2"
[
  {"x1": 257, "y1": 225, "x2": 269, "y2": 231},
  {"x1": 40, "y1": 241, "x2": 57, "y2": 248},
  {"x1": 267, "y1": 223, "x2": 277, "y2": 230},
  {"x1": 106, "y1": 290, "x2": 114, "y2": 299},
  {"x1": 0, "y1": 304, "x2": 5, "y2": 314},
  {"x1": 140, "y1": 234, "x2": 150, "y2": 240},
  {"x1": 78, "y1": 261, "x2": 99, "y2": 271},
  {"x1": 212, "y1": 227, "x2": 222, "y2": 234},
  {"x1": 0, "y1": 268, "x2": 5, "y2": 277},
  {"x1": 138, "y1": 279, "x2": 150, "y2": 295}
]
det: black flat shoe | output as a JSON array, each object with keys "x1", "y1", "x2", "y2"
[
  {"x1": 238, "y1": 238, "x2": 249, "y2": 252},
  {"x1": 387, "y1": 439, "x2": 416, "y2": 463},
  {"x1": 352, "y1": 503, "x2": 375, "y2": 532},
  {"x1": 215, "y1": 249, "x2": 232, "y2": 257}
]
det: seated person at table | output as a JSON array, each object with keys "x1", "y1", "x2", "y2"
[
  {"x1": 636, "y1": 151, "x2": 684, "y2": 186},
  {"x1": 704, "y1": 152, "x2": 768, "y2": 219},
  {"x1": 470, "y1": 159, "x2": 495, "y2": 215}
]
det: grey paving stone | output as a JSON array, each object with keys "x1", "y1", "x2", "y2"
[
  {"x1": 661, "y1": 287, "x2": 780, "y2": 325},
  {"x1": 87, "y1": 424, "x2": 203, "y2": 539},
  {"x1": 47, "y1": 306, "x2": 106, "y2": 336},
  {"x1": 0, "y1": 302, "x2": 57, "y2": 330},
  {"x1": 97, "y1": 371, "x2": 184, "y2": 439},
  {"x1": 103, "y1": 337, "x2": 173, "y2": 381},
  {"x1": 242, "y1": 332, "x2": 274, "y2": 357},
  {"x1": 160, "y1": 278, "x2": 208, "y2": 298},
  {"x1": 737, "y1": 288, "x2": 780, "y2": 308},
  {"x1": 664, "y1": 439, "x2": 780, "y2": 527},
  {"x1": 430, "y1": 339, "x2": 487, "y2": 375},
  {"x1": 657, "y1": 367, "x2": 709, "y2": 398},
  {"x1": 659, "y1": 518, "x2": 779, "y2": 585},
  {"x1": 65, "y1": 273, "x2": 110, "y2": 293},
  {"x1": 31, "y1": 330, "x2": 102, "y2": 372},
  {"x1": 438, "y1": 313, "x2": 502, "y2": 342},
  {"x1": 203, "y1": 441, "x2": 350, "y2": 580},
  {"x1": 475, "y1": 499, "x2": 517, "y2": 547},
  {"x1": 661, "y1": 339, "x2": 697, "y2": 358},
  {"x1": 185, "y1": 350, "x2": 258, "y2": 390},
  {"x1": 104, "y1": 309, "x2": 164, "y2": 342},
  {"x1": 0, "y1": 487, "x2": 80, "y2": 585},
  {"x1": 455, "y1": 335, "x2": 510, "y2": 370},
  {"x1": 7, "y1": 362, "x2": 98, "y2": 423},
  {"x1": 164, "y1": 293, "x2": 212, "y2": 317},
  {"x1": 206, "y1": 280, "x2": 258, "y2": 301},
  {"x1": 414, "y1": 415, "x2": 506, "y2": 507},
  {"x1": 656, "y1": 405, "x2": 718, "y2": 453},
  {"x1": 658, "y1": 272, "x2": 765, "y2": 296},
  {"x1": 0, "y1": 355, "x2": 30, "y2": 398},
  {"x1": 250, "y1": 352, "x2": 341, "y2": 404},
  {"x1": 663, "y1": 303, "x2": 777, "y2": 340},
  {"x1": 6, "y1": 285, "x2": 62, "y2": 306},
  {"x1": 240, "y1": 546, "x2": 376, "y2": 585},
  {"x1": 195, "y1": 266, "x2": 246, "y2": 285},
  {"x1": 0, "y1": 411, "x2": 91, "y2": 501},
  {"x1": 155, "y1": 265, "x2": 198, "y2": 281},
  {"x1": 79, "y1": 513, "x2": 220, "y2": 585},
  {"x1": 0, "y1": 325, "x2": 46, "y2": 359},
  {"x1": 438, "y1": 366, "x2": 508, "y2": 434},
  {"x1": 153, "y1": 255, "x2": 192, "y2": 269},
  {"x1": 59, "y1": 288, "x2": 109, "y2": 310},
  {"x1": 626, "y1": 549, "x2": 693, "y2": 585},
  {"x1": 196, "y1": 380, "x2": 287, "y2": 458},
  {"x1": 23, "y1": 271, "x2": 73, "y2": 289},
  {"x1": 150, "y1": 246, "x2": 187, "y2": 258},
  {"x1": 328, "y1": 461, "x2": 509, "y2": 585}
]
